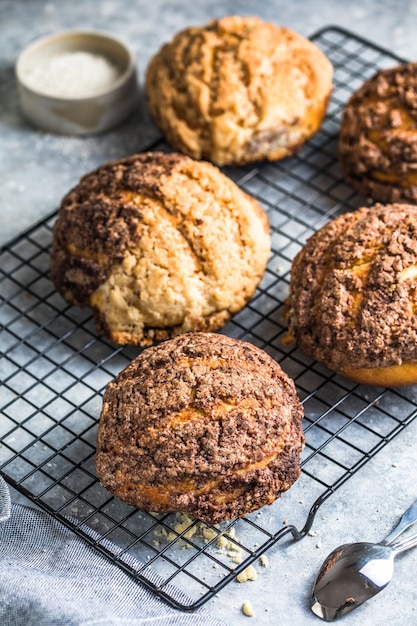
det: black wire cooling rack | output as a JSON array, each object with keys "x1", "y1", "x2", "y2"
[{"x1": 1, "y1": 25, "x2": 417, "y2": 611}]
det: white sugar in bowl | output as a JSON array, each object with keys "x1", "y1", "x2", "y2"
[{"x1": 15, "y1": 30, "x2": 140, "y2": 135}]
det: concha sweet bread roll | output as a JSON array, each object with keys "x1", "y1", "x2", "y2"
[
  {"x1": 145, "y1": 15, "x2": 333, "y2": 166},
  {"x1": 96, "y1": 332, "x2": 305, "y2": 524},
  {"x1": 284, "y1": 203, "x2": 417, "y2": 386},
  {"x1": 50, "y1": 152, "x2": 270, "y2": 346},
  {"x1": 339, "y1": 62, "x2": 417, "y2": 203}
]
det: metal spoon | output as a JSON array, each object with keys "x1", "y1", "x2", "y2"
[{"x1": 311, "y1": 497, "x2": 417, "y2": 621}]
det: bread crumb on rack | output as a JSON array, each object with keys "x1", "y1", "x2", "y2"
[
  {"x1": 236, "y1": 564, "x2": 257, "y2": 583},
  {"x1": 154, "y1": 513, "x2": 246, "y2": 562}
]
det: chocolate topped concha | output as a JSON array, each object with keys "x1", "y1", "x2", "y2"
[
  {"x1": 339, "y1": 63, "x2": 417, "y2": 203},
  {"x1": 145, "y1": 15, "x2": 333, "y2": 166},
  {"x1": 285, "y1": 203, "x2": 417, "y2": 387},
  {"x1": 96, "y1": 332, "x2": 305, "y2": 524},
  {"x1": 50, "y1": 152, "x2": 270, "y2": 346}
]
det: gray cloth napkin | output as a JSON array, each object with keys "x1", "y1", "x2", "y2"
[{"x1": 0, "y1": 476, "x2": 227, "y2": 626}]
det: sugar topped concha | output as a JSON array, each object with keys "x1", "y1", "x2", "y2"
[
  {"x1": 339, "y1": 62, "x2": 417, "y2": 204},
  {"x1": 50, "y1": 152, "x2": 270, "y2": 345},
  {"x1": 96, "y1": 332, "x2": 305, "y2": 524},
  {"x1": 285, "y1": 203, "x2": 417, "y2": 387},
  {"x1": 145, "y1": 15, "x2": 333, "y2": 166}
]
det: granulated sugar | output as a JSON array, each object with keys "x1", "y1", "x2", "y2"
[{"x1": 23, "y1": 51, "x2": 120, "y2": 97}]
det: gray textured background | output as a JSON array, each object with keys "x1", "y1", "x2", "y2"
[{"x1": 2, "y1": 2, "x2": 417, "y2": 625}]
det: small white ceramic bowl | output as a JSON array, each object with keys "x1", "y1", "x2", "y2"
[{"x1": 15, "y1": 30, "x2": 140, "y2": 135}]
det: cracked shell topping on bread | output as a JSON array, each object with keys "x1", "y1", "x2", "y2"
[
  {"x1": 96, "y1": 332, "x2": 305, "y2": 523},
  {"x1": 285, "y1": 202, "x2": 417, "y2": 386},
  {"x1": 145, "y1": 15, "x2": 333, "y2": 166},
  {"x1": 50, "y1": 151, "x2": 271, "y2": 345}
]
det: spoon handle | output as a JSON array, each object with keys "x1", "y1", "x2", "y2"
[
  {"x1": 382, "y1": 496, "x2": 417, "y2": 545},
  {"x1": 391, "y1": 530, "x2": 417, "y2": 554}
]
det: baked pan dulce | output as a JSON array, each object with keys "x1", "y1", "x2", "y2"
[
  {"x1": 284, "y1": 203, "x2": 417, "y2": 387},
  {"x1": 339, "y1": 62, "x2": 417, "y2": 204},
  {"x1": 95, "y1": 332, "x2": 305, "y2": 524},
  {"x1": 145, "y1": 15, "x2": 333, "y2": 166},
  {"x1": 50, "y1": 152, "x2": 270, "y2": 346}
]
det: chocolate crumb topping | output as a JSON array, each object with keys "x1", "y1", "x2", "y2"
[
  {"x1": 96, "y1": 332, "x2": 304, "y2": 523},
  {"x1": 285, "y1": 203, "x2": 417, "y2": 380},
  {"x1": 50, "y1": 152, "x2": 270, "y2": 346},
  {"x1": 339, "y1": 63, "x2": 417, "y2": 203}
]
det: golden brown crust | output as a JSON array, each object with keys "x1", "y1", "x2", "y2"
[
  {"x1": 145, "y1": 16, "x2": 333, "y2": 166},
  {"x1": 339, "y1": 63, "x2": 417, "y2": 203},
  {"x1": 50, "y1": 152, "x2": 270, "y2": 346},
  {"x1": 285, "y1": 203, "x2": 417, "y2": 386},
  {"x1": 96, "y1": 332, "x2": 304, "y2": 523}
]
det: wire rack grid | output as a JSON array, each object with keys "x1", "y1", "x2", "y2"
[{"x1": 1, "y1": 26, "x2": 416, "y2": 611}]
